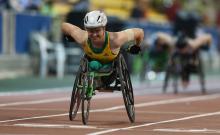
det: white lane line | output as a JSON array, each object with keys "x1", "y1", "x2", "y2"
[
  {"x1": 0, "y1": 113, "x2": 67, "y2": 123},
  {"x1": 1, "y1": 90, "x2": 220, "y2": 108},
  {"x1": 135, "y1": 93, "x2": 220, "y2": 108},
  {"x1": 0, "y1": 107, "x2": 67, "y2": 111},
  {"x1": 13, "y1": 123, "x2": 99, "y2": 129},
  {"x1": 0, "y1": 133, "x2": 45, "y2": 135},
  {"x1": 154, "y1": 128, "x2": 220, "y2": 134},
  {"x1": 0, "y1": 93, "x2": 220, "y2": 124},
  {"x1": 0, "y1": 87, "x2": 71, "y2": 97},
  {"x1": 128, "y1": 110, "x2": 203, "y2": 115},
  {"x1": 0, "y1": 92, "x2": 121, "y2": 108},
  {"x1": 88, "y1": 111, "x2": 220, "y2": 135},
  {"x1": 0, "y1": 98, "x2": 68, "y2": 107}
]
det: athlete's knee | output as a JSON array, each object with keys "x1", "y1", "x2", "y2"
[{"x1": 89, "y1": 61, "x2": 102, "y2": 71}]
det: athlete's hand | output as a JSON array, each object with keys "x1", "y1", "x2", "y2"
[
  {"x1": 200, "y1": 44, "x2": 210, "y2": 51},
  {"x1": 128, "y1": 45, "x2": 141, "y2": 54}
]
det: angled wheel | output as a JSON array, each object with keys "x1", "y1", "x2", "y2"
[
  {"x1": 81, "y1": 76, "x2": 91, "y2": 125},
  {"x1": 197, "y1": 56, "x2": 206, "y2": 94},
  {"x1": 173, "y1": 74, "x2": 179, "y2": 94},
  {"x1": 172, "y1": 61, "x2": 181, "y2": 94},
  {"x1": 171, "y1": 55, "x2": 181, "y2": 94},
  {"x1": 162, "y1": 66, "x2": 171, "y2": 93},
  {"x1": 69, "y1": 67, "x2": 82, "y2": 121},
  {"x1": 119, "y1": 54, "x2": 135, "y2": 123}
]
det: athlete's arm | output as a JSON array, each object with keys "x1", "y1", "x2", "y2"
[
  {"x1": 112, "y1": 28, "x2": 144, "y2": 49},
  {"x1": 188, "y1": 34, "x2": 212, "y2": 50},
  {"x1": 61, "y1": 22, "x2": 87, "y2": 45},
  {"x1": 156, "y1": 32, "x2": 174, "y2": 46},
  {"x1": 133, "y1": 28, "x2": 145, "y2": 47}
]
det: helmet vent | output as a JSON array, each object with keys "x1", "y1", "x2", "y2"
[
  {"x1": 86, "y1": 16, "x2": 88, "y2": 23},
  {"x1": 97, "y1": 15, "x2": 101, "y2": 22},
  {"x1": 84, "y1": 10, "x2": 107, "y2": 28}
]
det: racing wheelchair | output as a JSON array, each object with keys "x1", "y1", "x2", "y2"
[
  {"x1": 162, "y1": 49, "x2": 206, "y2": 94},
  {"x1": 69, "y1": 46, "x2": 140, "y2": 125}
]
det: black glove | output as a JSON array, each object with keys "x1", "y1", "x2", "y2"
[
  {"x1": 64, "y1": 35, "x2": 75, "y2": 42},
  {"x1": 200, "y1": 44, "x2": 210, "y2": 51},
  {"x1": 128, "y1": 45, "x2": 141, "y2": 54}
]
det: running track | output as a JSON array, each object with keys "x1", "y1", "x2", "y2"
[{"x1": 0, "y1": 77, "x2": 220, "y2": 135}]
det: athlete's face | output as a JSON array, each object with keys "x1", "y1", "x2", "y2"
[{"x1": 86, "y1": 27, "x2": 105, "y2": 41}]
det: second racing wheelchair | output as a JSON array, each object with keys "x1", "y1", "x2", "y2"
[
  {"x1": 69, "y1": 45, "x2": 140, "y2": 125},
  {"x1": 162, "y1": 49, "x2": 206, "y2": 94},
  {"x1": 162, "y1": 34, "x2": 210, "y2": 94}
]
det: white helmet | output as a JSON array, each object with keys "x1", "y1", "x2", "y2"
[{"x1": 84, "y1": 10, "x2": 107, "y2": 28}]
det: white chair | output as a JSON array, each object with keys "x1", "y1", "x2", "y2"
[{"x1": 30, "y1": 32, "x2": 66, "y2": 79}]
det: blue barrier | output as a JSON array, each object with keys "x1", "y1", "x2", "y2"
[
  {"x1": 13, "y1": 15, "x2": 219, "y2": 54},
  {"x1": 125, "y1": 21, "x2": 173, "y2": 37},
  {"x1": 125, "y1": 21, "x2": 219, "y2": 50},
  {"x1": 0, "y1": 14, "x2": 2, "y2": 53},
  {"x1": 15, "y1": 13, "x2": 51, "y2": 54},
  {"x1": 203, "y1": 27, "x2": 220, "y2": 50}
]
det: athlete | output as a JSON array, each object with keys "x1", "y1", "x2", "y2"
[
  {"x1": 62, "y1": 10, "x2": 144, "y2": 71},
  {"x1": 140, "y1": 32, "x2": 173, "y2": 81},
  {"x1": 160, "y1": 31, "x2": 212, "y2": 93},
  {"x1": 173, "y1": 33, "x2": 212, "y2": 88}
]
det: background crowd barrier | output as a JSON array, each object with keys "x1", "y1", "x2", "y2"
[
  {"x1": 15, "y1": 13, "x2": 52, "y2": 54},
  {"x1": 0, "y1": 14, "x2": 2, "y2": 53},
  {"x1": 0, "y1": 12, "x2": 219, "y2": 77}
]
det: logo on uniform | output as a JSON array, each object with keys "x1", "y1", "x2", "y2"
[{"x1": 103, "y1": 53, "x2": 109, "y2": 56}]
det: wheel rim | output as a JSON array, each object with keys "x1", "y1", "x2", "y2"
[
  {"x1": 69, "y1": 71, "x2": 82, "y2": 121},
  {"x1": 119, "y1": 55, "x2": 135, "y2": 123},
  {"x1": 69, "y1": 88, "x2": 81, "y2": 121},
  {"x1": 81, "y1": 77, "x2": 91, "y2": 125}
]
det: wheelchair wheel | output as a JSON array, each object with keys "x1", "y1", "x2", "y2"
[
  {"x1": 69, "y1": 67, "x2": 82, "y2": 121},
  {"x1": 162, "y1": 67, "x2": 171, "y2": 93},
  {"x1": 163, "y1": 57, "x2": 180, "y2": 94},
  {"x1": 81, "y1": 76, "x2": 91, "y2": 125},
  {"x1": 198, "y1": 56, "x2": 206, "y2": 94},
  {"x1": 173, "y1": 74, "x2": 179, "y2": 94},
  {"x1": 118, "y1": 54, "x2": 135, "y2": 123}
]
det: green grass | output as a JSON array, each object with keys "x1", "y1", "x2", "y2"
[{"x1": 0, "y1": 75, "x2": 74, "y2": 92}]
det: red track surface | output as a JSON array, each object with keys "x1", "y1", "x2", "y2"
[{"x1": 1, "y1": 82, "x2": 220, "y2": 135}]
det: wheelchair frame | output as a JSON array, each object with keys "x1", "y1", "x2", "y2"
[
  {"x1": 162, "y1": 50, "x2": 206, "y2": 94},
  {"x1": 69, "y1": 53, "x2": 135, "y2": 125}
]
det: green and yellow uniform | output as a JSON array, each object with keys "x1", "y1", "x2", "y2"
[{"x1": 82, "y1": 32, "x2": 117, "y2": 71}]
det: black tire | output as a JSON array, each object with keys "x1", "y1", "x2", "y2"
[
  {"x1": 69, "y1": 67, "x2": 82, "y2": 121},
  {"x1": 198, "y1": 56, "x2": 206, "y2": 94},
  {"x1": 119, "y1": 54, "x2": 135, "y2": 123},
  {"x1": 163, "y1": 67, "x2": 171, "y2": 93},
  {"x1": 171, "y1": 55, "x2": 181, "y2": 94},
  {"x1": 172, "y1": 61, "x2": 180, "y2": 94},
  {"x1": 81, "y1": 76, "x2": 91, "y2": 125},
  {"x1": 173, "y1": 74, "x2": 178, "y2": 94}
]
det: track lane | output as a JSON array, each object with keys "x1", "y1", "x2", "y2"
[{"x1": 1, "y1": 77, "x2": 220, "y2": 135}]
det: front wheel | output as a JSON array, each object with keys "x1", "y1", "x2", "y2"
[
  {"x1": 69, "y1": 68, "x2": 82, "y2": 121},
  {"x1": 81, "y1": 76, "x2": 91, "y2": 125},
  {"x1": 119, "y1": 55, "x2": 135, "y2": 123},
  {"x1": 198, "y1": 58, "x2": 206, "y2": 94}
]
